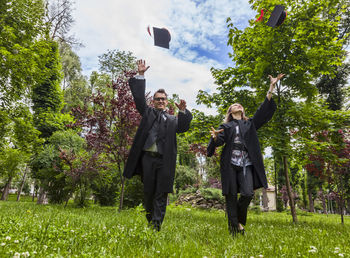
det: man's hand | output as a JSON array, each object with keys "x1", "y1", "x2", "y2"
[
  {"x1": 175, "y1": 99, "x2": 187, "y2": 111},
  {"x1": 137, "y1": 59, "x2": 150, "y2": 75},
  {"x1": 210, "y1": 127, "x2": 224, "y2": 141}
]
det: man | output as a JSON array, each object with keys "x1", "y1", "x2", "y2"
[
  {"x1": 208, "y1": 73, "x2": 284, "y2": 236},
  {"x1": 123, "y1": 59, "x2": 192, "y2": 231}
]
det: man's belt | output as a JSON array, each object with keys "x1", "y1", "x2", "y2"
[{"x1": 144, "y1": 151, "x2": 163, "y2": 158}]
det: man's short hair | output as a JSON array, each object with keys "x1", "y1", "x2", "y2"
[{"x1": 153, "y1": 89, "x2": 168, "y2": 98}]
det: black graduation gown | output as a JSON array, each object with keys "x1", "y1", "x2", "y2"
[
  {"x1": 123, "y1": 77, "x2": 193, "y2": 193},
  {"x1": 207, "y1": 97, "x2": 276, "y2": 195}
]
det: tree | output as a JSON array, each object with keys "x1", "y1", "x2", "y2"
[
  {"x1": 0, "y1": 0, "x2": 47, "y2": 107},
  {"x1": 71, "y1": 71, "x2": 145, "y2": 209},
  {"x1": 0, "y1": 148, "x2": 27, "y2": 200},
  {"x1": 31, "y1": 129, "x2": 86, "y2": 204},
  {"x1": 197, "y1": 0, "x2": 348, "y2": 223},
  {"x1": 98, "y1": 49, "x2": 137, "y2": 81},
  {"x1": 45, "y1": 0, "x2": 79, "y2": 45},
  {"x1": 290, "y1": 101, "x2": 350, "y2": 221},
  {"x1": 174, "y1": 165, "x2": 198, "y2": 193},
  {"x1": 31, "y1": 40, "x2": 72, "y2": 139}
]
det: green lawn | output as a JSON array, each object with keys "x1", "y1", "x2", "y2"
[{"x1": 0, "y1": 200, "x2": 349, "y2": 257}]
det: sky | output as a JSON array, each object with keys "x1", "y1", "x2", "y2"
[{"x1": 70, "y1": 0, "x2": 256, "y2": 114}]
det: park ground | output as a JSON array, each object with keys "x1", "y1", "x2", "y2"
[{"x1": 1, "y1": 196, "x2": 350, "y2": 257}]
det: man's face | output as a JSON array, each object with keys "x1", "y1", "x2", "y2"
[{"x1": 153, "y1": 93, "x2": 168, "y2": 110}]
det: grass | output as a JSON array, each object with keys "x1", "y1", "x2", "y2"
[{"x1": 0, "y1": 199, "x2": 349, "y2": 257}]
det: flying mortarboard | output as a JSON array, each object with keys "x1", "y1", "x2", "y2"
[
  {"x1": 147, "y1": 26, "x2": 171, "y2": 49},
  {"x1": 266, "y1": 5, "x2": 287, "y2": 28}
]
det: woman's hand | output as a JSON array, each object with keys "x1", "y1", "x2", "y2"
[
  {"x1": 210, "y1": 127, "x2": 224, "y2": 141},
  {"x1": 267, "y1": 73, "x2": 285, "y2": 99}
]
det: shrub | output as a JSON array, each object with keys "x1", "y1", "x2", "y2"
[{"x1": 200, "y1": 188, "x2": 224, "y2": 203}]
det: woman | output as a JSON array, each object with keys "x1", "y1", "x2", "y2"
[{"x1": 207, "y1": 74, "x2": 284, "y2": 236}]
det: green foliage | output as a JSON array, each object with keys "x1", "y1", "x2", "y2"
[
  {"x1": 59, "y1": 42, "x2": 90, "y2": 112},
  {"x1": 177, "y1": 135, "x2": 198, "y2": 168},
  {"x1": 31, "y1": 129, "x2": 86, "y2": 204},
  {"x1": 0, "y1": 0, "x2": 47, "y2": 105},
  {"x1": 186, "y1": 109, "x2": 222, "y2": 144},
  {"x1": 31, "y1": 40, "x2": 70, "y2": 139},
  {"x1": 11, "y1": 105, "x2": 43, "y2": 153},
  {"x1": 0, "y1": 109, "x2": 12, "y2": 149},
  {"x1": 0, "y1": 148, "x2": 27, "y2": 179},
  {"x1": 32, "y1": 40, "x2": 63, "y2": 113},
  {"x1": 91, "y1": 172, "x2": 119, "y2": 207},
  {"x1": 98, "y1": 49, "x2": 137, "y2": 80},
  {"x1": 123, "y1": 177, "x2": 144, "y2": 208},
  {"x1": 1, "y1": 201, "x2": 349, "y2": 257},
  {"x1": 199, "y1": 188, "x2": 224, "y2": 203},
  {"x1": 174, "y1": 165, "x2": 197, "y2": 193}
]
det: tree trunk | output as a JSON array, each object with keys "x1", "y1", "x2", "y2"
[
  {"x1": 1, "y1": 177, "x2": 13, "y2": 201},
  {"x1": 37, "y1": 186, "x2": 47, "y2": 204},
  {"x1": 262, "y1": 188, "x2": 269, "y2": 211},
  {"x1": 274, "y1": 157, "x2": 278, "y2": 211},
  {"x1": 283, "y1": 156, "x2": 298, "y2": 223},
  {"x1": 339, "y1": 175, "x2": 344, "y2": 224},
  {"x1": 308, "y1": 192, "x2": 315, "y2": 212},
  {"x1": 320, "y1": 191, "x2": 327, "y2": 214},
  {"x1": 118, "y1": 177, "x2": 125, "y2": 212},
  {"x1": 17, "y1": 166, "x2": 29, "y2": 201},
  {"x1": 32, "y1": 180, "x2": 36, "y2": 202}
]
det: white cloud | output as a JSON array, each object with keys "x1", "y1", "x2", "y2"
[{"x1": 71, "y1": 0, "x2": 254, "y2": 114}]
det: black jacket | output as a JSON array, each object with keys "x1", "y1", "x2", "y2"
[
  {"x1": 207, "y1": 97, "x2": 276, "y2": 194},
  {"x1": 123, "y1": 77, "x2": 193, "y2": 193}
]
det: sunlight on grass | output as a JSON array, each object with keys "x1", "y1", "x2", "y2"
[{"x1": 0, "y1": 201, "x2": 349, "y2": 257}]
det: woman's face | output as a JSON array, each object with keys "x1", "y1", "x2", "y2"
[{"x1": 230, "y1": 103, "x2": 244, "y2": 114}]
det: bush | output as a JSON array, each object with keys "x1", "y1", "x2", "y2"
[
  {"x1": 174, "y1": 165, "x2": 197, "y2": 193},
  {"x1": 200, "y1": 188, "x2": 224, "y2": 203},
  {"x1": 122, "y1": 176, "x2": 143, "y2": 208}
]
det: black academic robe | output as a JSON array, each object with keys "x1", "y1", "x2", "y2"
[
  {"x1": 123, "y1": 77, "x2": 193, "y2": 193},
  {"x1": 207, "y1": 97, "x2": 276, "y2": 195}
]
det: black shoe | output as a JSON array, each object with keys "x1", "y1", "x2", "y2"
[
  {"x1": 152, "y1": 220, "x2": 161, "y2": 232},
  {"x1": 229, "y1": 225, "x2": 239, "y2": 237},
  {"x1": 238, "y1": 228, "x2": 245, "y2": 235}
]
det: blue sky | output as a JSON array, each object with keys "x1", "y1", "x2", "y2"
[{"x1": 71, "y1": 0, "x2": 256, "y2": 114}]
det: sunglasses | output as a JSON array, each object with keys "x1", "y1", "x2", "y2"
[{"x1": 154, "y1": 97, "x2": 167, "y2": 101}]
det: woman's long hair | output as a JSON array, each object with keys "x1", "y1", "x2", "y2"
[{"x1": 224, "y1": 103, "x2": 249, "y2": 123}]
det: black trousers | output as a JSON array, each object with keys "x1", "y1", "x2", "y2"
[
  {"x1": 225, "y1": 165, "x2": 254, "y2": 231},
  {"x1": 142, "y1": 152, "x2": 168, "y2": 230}
]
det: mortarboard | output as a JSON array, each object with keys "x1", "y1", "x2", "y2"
[
  {"x1": 266, "y1": 5, "x2": 287, "y2": 28},
  {"x1": 147, "y1": 26, "x2": 171, "y2": 49}
]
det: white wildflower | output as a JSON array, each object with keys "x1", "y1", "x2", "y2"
[
  {"x1": 5, "y1": 236, "x2": 11, "y2": 241},
  {"x1": 70, "y1": 229, "x2": 74, "y2": 233},
  {"x1": 1, "y1": 243, "x2": 5, "y2": 246},
  {"x1": 22, "y1": 251, "x2": 30, "y2": 257},
  {"x1": 43, "y1": 245, "x2": 48, "y2": 249},
  {"x1": 258, "y1": 255, "x2": 264, "y2": 258},
  {"x1": 334, "y1": 247, "x2": 340, "y2": 254},
  {"x1": 338, "y1": 254, "x2": 344, "y2": 257},
  {"x1": 14, "y1": 240, "x2": 19, "y2": 244},
  {"x1": 13, "y1": 252, "x2": 20, "y2": 258}
]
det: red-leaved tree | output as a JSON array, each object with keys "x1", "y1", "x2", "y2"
[{"x1": 67, "y1": 71, "x2": 147, "y2": 210}]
